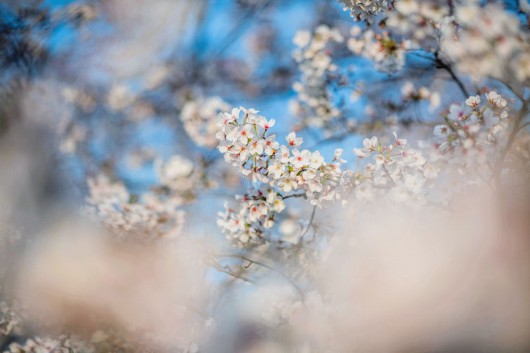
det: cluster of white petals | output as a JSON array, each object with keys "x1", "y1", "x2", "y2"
[
  {"x1": 433, "y1": 91, "x2": 510, "y2": 152},
  {"x1": 400, "y1": 81, "x2": 440, "y2": 111},
  {"x1": 180, "y1": 96, "x2": 231, "y2": 148},
  {"x1": 386, "y1": 0, "x2": 449, "y2": 50},
  {"x1": 440, "y1": 3, "x2": 530, "y2": 84},
  {"x1": 0, "y1": 300, "x2": 22, "y2": 338},
  {"x1": 2, "y1": 2, "x2": 530, "y2": 353},
  {"x1": 106, "y1": 84, "x2": 136, "y2": 112},
  {"x1": 217, "y1": 107, "x2": 351, "y2": 206},
  {"x1": 216, "y1": 107, "x2": 352, "y2": 245},
  {"x1": 290, "y1": 26, "x2": 344, "y2": 131},
  {"x1": 217, "y1": 188, "x2": 286, "y2": 245},
  {"x1": 154, "y1": 154, "x2": 203, "y2": 200},
  {"x1": 430, "y1": 91, "x2": 513, "y2": 191},
  {"x1": 5, "y1": 336, "x2": 92, "y2": 353},
  {"x1": 353, "y1": 133, "x2": 438, "y2": 202},
  {"x1": 85, "y1": 175, "x2": 185, "y2": 240},
  {"x1": 348, "y1": 27, "x2": 409, "y2": 73},
  {"x1": 339, "y1": 0, "x2": 391, "y2": 23}
]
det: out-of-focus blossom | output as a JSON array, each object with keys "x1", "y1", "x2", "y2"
[
  {"x1": 291, "y1": 25, "x2": 344, "y2": 132},
  {"x1": 348, "y1": 28, "x2": 409, "y2": 73},
  {"x1": 17, "y1": 222, "x2": 211, "y2": 351},
  {"x1": 339, "y1": 0, "x2": 391, "y2": 23},
  {"x1": 440, "y1": 3, "x2": 530, "y2": 84},
  {"x1": 180, "y1": 97, "x2": 231, "y2": 148}
]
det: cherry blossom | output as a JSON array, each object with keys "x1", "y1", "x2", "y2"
[
  {"x1": 339, "y1": 0, "x2": 392, "y2": 23},
  {"x1": 440, "y1": 3, "x2": 530, "y2": 84},
  {"x1": 180, "y1": 96, "x2": 231, "y2": 148},
  {"x1": 348, "y1": 27, "x2": 409, "y2": 73},
  {"x1": 216, "y1": 107, "x2": 350, "y2": 207},
  {"x1": 290, "y1": 25, "x2": 344, "y2": 132},
  {"x1": 85, "y1": 175, "x2": 186, "y2": 240},
  {"x1": 352, "y1": 133, "x2": 437, "y2": 203},
  {"x1": 217, "y1": 188, "x2": 286, "y2": 245},
  {"x1": 216, "y1": 106, "x2": 353, "y2": 244}
]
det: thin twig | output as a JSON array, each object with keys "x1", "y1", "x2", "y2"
[
  {"x1": 300, "y1": 205, "x2": 317, "y2": 239},
  {"x1": 283, "y1": 193, "x2": 306, "y2": 199},
  {"x1": 210, "y1": 259, "x2": 256, "y2": 284},
  {"x1": 217, "y1": 254, "x2": 305, "y2": 301},
  {"x1": 434, "y1": 53, "x2": 470, "y2": 98},
  {"x1": 207, "y1": 0, "x2": 273, "y2": 58}
]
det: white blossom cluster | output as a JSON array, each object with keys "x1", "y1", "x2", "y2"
[
  {"x1": 353, "y1": 133, "x2": 438, "y2": 202},
  {"x1": 85, "y1": 175, "x2": 185, "y2": 240},
  {"x1": 0, "y1": 300, "x2": 22, "y2": 338},
  {"x1": 106, "y1": 84, "x2": 137, "y2": 112},
  {"x1": 440, "y1": 3, "x2": 530, "y2": 84},
  {"x1": 5, "y1": 337, "x2": 92, "y2": 353},
  {"x1": 217, "y1": 107, "x2": 350, "y2": 205},
  {"x1": 350, "y1": 92, "x2": 512, "y2": 205},
  {"x1": 348, "y1": 27, "x2": 409, "y2": 73},
  {"x1": 339, "y1": 0, "x2": 392, "y2": 23},
  {"x1": 429, "y1": 91, "x2": 513, "y2": 191},
  {"x1": 400, "y1": 81, "x2": 440, "y2": 111},
  {"x1": 290, "y1": 26, "x2": 344, "y2": 131},
  {"x1": 217, "y1": 188, "x2": 286, "y2": 245},
  {"x1": 433, "y1": 91, "x2": 510, "y2": 152},
  {"x1": 216, "y1": 107, "x2": 352, "y2": 244},
  {"x1": 386, "y1": 0, "x2": 449, "y2": 50},
  {"x1": 3, "y1": 2, "x2": 530, "y2": 353},
  {"x1": 154, "y1": 155, "x2": 202, "y2": 199},
  {"x1": 180, "y1": 96, "x2": 231, "y2": 148}
]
